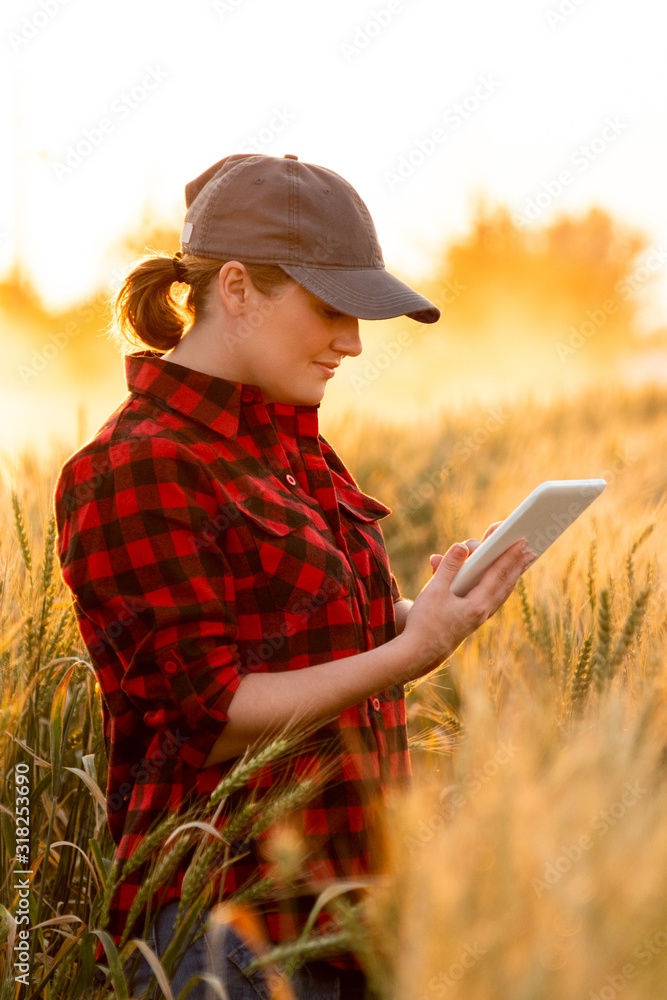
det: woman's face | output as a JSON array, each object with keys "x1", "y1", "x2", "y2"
[{"x1": 226, "y1": 277, "x2": 363, "y2": 406}]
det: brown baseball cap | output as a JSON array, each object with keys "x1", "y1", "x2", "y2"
[{"x1": 179, "y1": 153, "x2": 440, "y2": 324}]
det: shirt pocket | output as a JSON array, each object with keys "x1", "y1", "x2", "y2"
[
  {"x1": 336, "y1": 489, "x2": 394, "y2": 593},
  {"x1": 235, "y1": 493, "x2": 351, "y2": 612}
]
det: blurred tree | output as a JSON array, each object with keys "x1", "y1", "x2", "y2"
[
  {"x1": 422, "y1": 200, "x2": 650, "y2": 361},
  {"x1": 1, "y1": 203, "x2": 659, "y2": 392},
  {"x1": 1, "y1": 214, "x2": 183, "y2": 385},
  {"x1": 110, "y1": 213, "x2": 181, "y2": 261},
  {"x1": 0, "y1": 269, "x2": 55, "y2": 336}
]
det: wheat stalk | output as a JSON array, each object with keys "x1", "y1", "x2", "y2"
[
  {"x1": 11, "y1": 491, "x2": 33, "y2": 576},
  {"x1": 609, "y1": 587, "x2": 651, "y2": 671},
  {"x1": 98, "y1": 812, "x2": 183, "y2": 929},
  {"x1": 587, "y1": 536, "x2": 598, "y2": 615},
  {"x1": 592, "y1": 587, "x2": 613, "y2": 692},
  {"x1": 570, "y1": 632, "x2": 594, "y2": 710},
  {"x1": 516, "y1": 577, "x2": 536, "y2": 644},
  {"x1": 120, "y1": 836, "x2": 195, "y2": 948},
  {"x1": 208, "y1": 736, "x2": 293, "y2": 808}
]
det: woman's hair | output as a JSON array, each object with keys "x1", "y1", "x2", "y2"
[{"x1": 114, "y1": 252, "x2": 292, "y2": 352}]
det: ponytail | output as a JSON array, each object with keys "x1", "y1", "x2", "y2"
[{"x1": 113, "y1": 252, "x2": 291, "y2": 352}]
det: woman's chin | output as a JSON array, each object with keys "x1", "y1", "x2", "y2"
[{"x1": 265, "y1": 383, "x2": 326, "y2": 407}]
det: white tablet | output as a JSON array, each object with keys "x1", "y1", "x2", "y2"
[{"x1": 450, "y1": 479, "x2": 607, "y2": 597}]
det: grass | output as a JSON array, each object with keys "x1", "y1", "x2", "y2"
[{"x1": 1, "y1": 378, "x2": 667, "y2": 998}]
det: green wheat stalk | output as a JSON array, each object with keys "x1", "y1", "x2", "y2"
[
  {"x1": 120, "y1": 835, "x2": 195, "y2": 948},
  {"x1": 42, "y1": 606, "x2": 76, "y2": 665},
  {"x1": 561, "y1": 553, "x2": 577, "y2": 596},
  {"x1": 246, "y1": 780, "x2": 318, "y2": 841},
  {"x1": 36, "y1": 516, "x2": 57, "y2": 656},
  {"x1": 631, "y1": 524, "x2": 655, "y2": 554},
  {"x1": 609, "y1": 587, "x2": 651, "y2": 671},
  {"x1": 562, "y1": 604, "x2": 574, "y2": 695},
  {"x1": 535, "y1": 606, "x2": 556, "y2": 675},
  {"x1": 587, "y1": 536, "x2": 597, "y2": 615},
  {"x1": 98, "y1": 812, "x2": 183, "y2": 929},
  {"x1": 244, "y1": 928, "x2": 353, "y2": 974},
  {"x1": 11, "y1": 491, "x2": 33, "y2": 576},
  {"x1": 592, "y1": 588, "x2": 613, "y2": 692},
  {"x1": 208, "y1": 736, "x2": 293, "y2": 808},
  {"x1": 516, "y1": 577, "x2": 537, "y2": 644},
  {"x1": 570, "y1": 632, "x2": 594, "y2": 710}
]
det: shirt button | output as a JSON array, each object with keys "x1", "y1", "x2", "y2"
[
  {"x1": 163, "y1": 659, "x2": 178, "y2": 674},
  {"x1": 371, "y1": 697, "x2": 381, "y2": 711},
  {"x1": 286, "y1": 474, "x2": 297, "y2": 486},
  {"x1": 241, "y1": 389, "x2": 256, "y2": 402}
]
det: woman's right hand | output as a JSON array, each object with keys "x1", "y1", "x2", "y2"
[{"x1": 398, "y1": 539, "x2": 535, "y2": 679}]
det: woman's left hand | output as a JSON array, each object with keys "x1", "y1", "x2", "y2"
[{"x1": 393, "y1": 521, "x2": 504, "y2": 646}]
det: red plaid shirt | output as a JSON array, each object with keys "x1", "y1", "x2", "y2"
[{"x1": 54, "y1": 350, "x2": 411, "y2": 962}]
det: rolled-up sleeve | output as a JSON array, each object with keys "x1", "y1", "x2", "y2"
[{"x1": 55, "y1": 434, "x2": 243, "y2": 771}]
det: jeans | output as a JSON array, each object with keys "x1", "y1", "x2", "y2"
[{"x1": 124, "y1": 900, "x2": 370, "y2": 999}]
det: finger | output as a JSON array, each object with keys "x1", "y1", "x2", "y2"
[
  {"x1": 430, "y1": 553, "x2": 444, "y2": 573},
  {"x1": 481, "y1": 521, "x2": 503, "y2": 542},
  {"x1": 468, "y1": 538, "x2": 532, "y2": 602},
  {"x1": 432, "y1": 543, "x2": 469, "y2": 587},
  {"x1": 463, "y1": 538, "x2": 480, "y2": 555}
]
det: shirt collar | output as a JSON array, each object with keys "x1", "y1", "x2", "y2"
[{"x1": 124, "y1": 350, "x2": 319, "y2": 439}]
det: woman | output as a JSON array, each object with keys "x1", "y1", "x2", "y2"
[{"x1": 54, "y1": 153, "x2": 534, "y2": 999}]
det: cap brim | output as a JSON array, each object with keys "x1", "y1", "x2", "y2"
[{"x1": 280, "y1": 264, "x2": 441, "y2": 324}]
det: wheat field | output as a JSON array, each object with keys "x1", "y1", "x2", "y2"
[{"x1": 1, "y1": 379, "x2": 666, "y2": 999}]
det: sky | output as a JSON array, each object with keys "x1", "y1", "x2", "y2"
[{"x1": 2, "y1": 0, "x2": 667, "y2": 321}]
